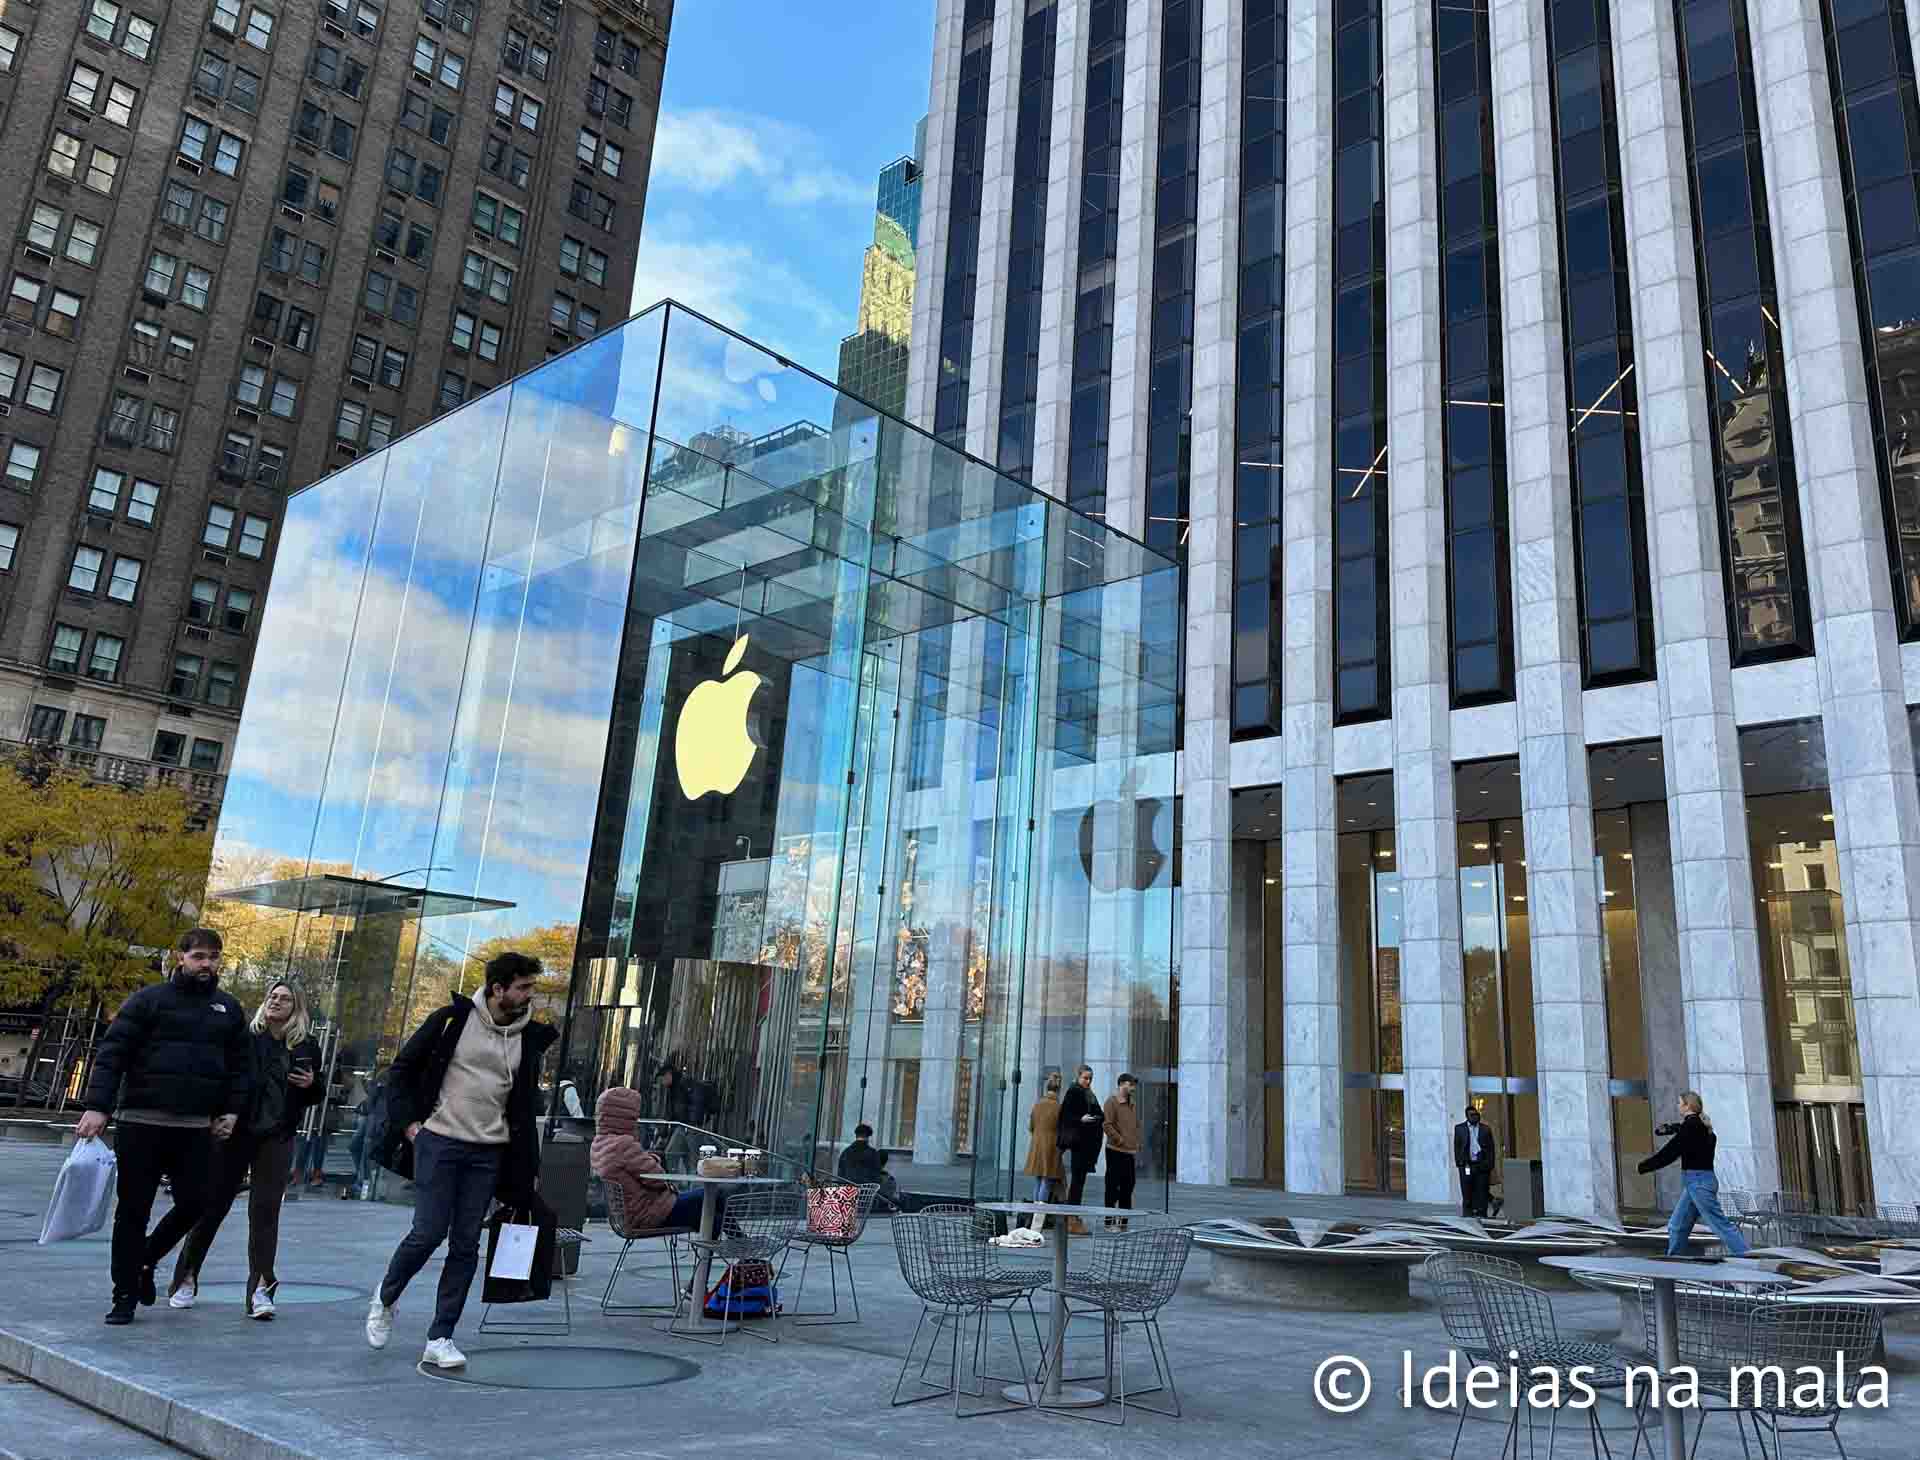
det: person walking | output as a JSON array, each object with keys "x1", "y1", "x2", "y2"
[
  {"x1": 1101, "y1": 1073, "x2": 1141, "y2": 1224},
  {"x1": 163, "y1": 979, "x2": 322, "y2": 1318},
  {"x1": 1640, "y1": 1090, "x2": 1749, "y2": 1257},
  {"x1": 1453, "y1": 1105, "x2": 1496, "y2": 1218},
  {"x1": 1058, "y1": 1064, "x2": 1104, "y2": 1233},
  {"x1": 365, "y1": 952, "x2": 556, "y2": 1370},
  {"x1": 1021, "y1": 1073, "x2": 1065, "y2": 1228},
  {"x1": 76, "y1": 929, "x2": 251, "y2": 1326}
]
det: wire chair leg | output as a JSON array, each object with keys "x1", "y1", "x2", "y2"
[
  {"x1": 893, "y1": 1307, "x2": 954, "y2": 1408},
  {"x1": 600, "y1": 1240, "x2": 630, "y2": 1312}
]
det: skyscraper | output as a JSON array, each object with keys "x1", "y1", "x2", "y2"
[
  {"x1": 0, "y1": 0, "x2": 670, "y2": 808},
  {"x1": 909, "y1": 0, "x2": 1920, "y2": 1218},
  {"x1": 834, "y1": 120, "x2": 923, "y2": 421}
]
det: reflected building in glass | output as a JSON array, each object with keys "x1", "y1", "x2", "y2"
[
  {"x1": 835, "y1": 124, "x2": 925, "y2": 423},
  {"x1": 909, "y1": 0, "x2": 1920, "y2": 1216},
  {"x1": 208, "y1": 302, "x2": 1179, "y2": 1206}
]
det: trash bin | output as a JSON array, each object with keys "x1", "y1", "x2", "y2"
[
  {"x1": 540, "y1": 1131, "x2": 591, "y2": 1277},
  {"x1": 1502, "y1": 1158, "x2": 1545, "y2": 1222}
]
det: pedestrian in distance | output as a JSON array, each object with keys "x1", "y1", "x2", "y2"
[
  {"x1": 1101, "y1": 1072, "x2": 1141, "y2": 1225},
  {"x1": 1640, "y1": 1089, "x2": 1749, "y2": 1257},
  {"x1": 1058, "y1": 1063, "x2": 1104, "y2": 1233},
  {"x1": 837, "y1": 1121, "x2": 899, "y2": 1208},
  {"x1": 1453, "y1": 1104, "x2": 1496, "y2": 1218},
  {"x1": 162, "y1": 978, "x2": 322, "y2": 1318},
  {"x1": 1021, "y1": 1072, "x2": 1065, "y2": 1229},
  {"x1": 366, "y1": 952, "x2": 557, "y2": 1370},
  {"x1": 76, "y1": 928, "x2": 251, "y2": 1326}
]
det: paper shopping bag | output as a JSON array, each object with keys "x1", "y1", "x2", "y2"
[
  {"x1": 489, "y1": 1220, "x2": 538, "y2": 1281},
  {"x1": 481, "y1": 1200, "x2": 556, "y2": 1305}
]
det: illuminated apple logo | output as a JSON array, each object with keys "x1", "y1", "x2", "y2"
[{"x1": 675, "y1": 634, "x2": 763, "y2": 800}]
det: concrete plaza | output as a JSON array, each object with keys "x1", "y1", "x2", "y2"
[{"x1": 2, "y1": 1135, "x2": 1917, "y2": 1459}]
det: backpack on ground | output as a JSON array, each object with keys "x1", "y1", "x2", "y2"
[{"x1": 703, "y1": 1259, "x2": 778, "y2": 1318}]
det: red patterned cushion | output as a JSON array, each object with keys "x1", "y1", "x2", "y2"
[{"x1": 806, "y1": 1183, "x2": 857, "y2": 1237}]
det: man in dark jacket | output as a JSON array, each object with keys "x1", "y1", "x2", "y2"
[
  {"x1": 1453, "y1": 1105, "x2": 1496, "y2": 1218},
  {"x1": 76, "y1": 928, "x2": 251, "y2": 1325},
  {"x1": 366, "y1": 952, "x2": 557, "y2": 1370},
  {"x1": 1059, "y1": 1064, "x2": 1104, "y2": 1230}
]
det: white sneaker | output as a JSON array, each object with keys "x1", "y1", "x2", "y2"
[
  {"x1": 420, "y1": 1337, "x2": 466, "y2": 1369},
  {"x1": 366, "y1": 1294, "x2": 395, "y2": 1349},
  {"x1": 167, "y1": 1280, "x2": 197, "y2": 1310},
  {"x1": 249, "y1": 1287, "x2": 276, "y2": 1320}
]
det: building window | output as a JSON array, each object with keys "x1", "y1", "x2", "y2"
[
  {"x1": 384, "y1": 148, "x2": 445, "y2": 204},
  {"x1": 592, "y1": 192, "x2": 616, "y2": 230},
  {"x1": 380, "y1": 345, "x2": 408, "y2": 388},
  {"x1": 0, "y1": 353, "x2": 15, "y2": 404},
  {"x1": 309, "y1": 45, "x2": 366, "y2": 100},
  {"x1": 69, "y1": 546, "x2": 105, "y2": 594},
  {"x1": 28, "y1": 705, "x2": 66, "y2": 742},
  {"x1": 145, "y1": 405, "x2": 179, "y2": 452},
  {"x1": 496, "y1": 84, "x2": 542, "y2": 131},
  {"x1": 212, "y1": 0, "x2": 243, "y2": 33},
  {"x1": 88, "y1": 3, "x2": 155, "y2": 62},
  {"x1": 108, "y1": 556, "x2": 142, "y2": 603},
  {"x1": 69, "y1": 63, "x2": 104, "y2": 113},
  {"x1": 0, "y1": 522, "x2": 15, "y2": 571},
  {"x1": 195, "y1": 196, "x2": 230, "y2": 244},
  {"x1": 223, "y1": 586, "x2": 254, "y2": 632},
  {"x1": 412, "y1": 35, "x2": 464, "y2": 88},
  {"x1": 439, "y1": 371, "x2": 467, "y2": 409},
  {"x1": 425, "y1": 0, "x2": 476, "y2": 34},
  {"x1": 4, "y1": 442, "x2": 40, "y2": 486},
  {"x1": 48, "y1": 626, "x2": 83, "y2": 674},
  {"x1": 472, "y1": 194, "x2": 524, "y2": 247},
  {"x1": 205, "y1": 506, "x2": 235, "y2": 550},
  {"x1": 152, "y1": 730, "x2": 185, "y2": 764},
  {"x1": 399, "y1": 92, "x2": 454, "y2": 145},
  {"x1": 206, "y1": 662, "x2": 239, "y2": 707},
  {"x1": 267, "y1": 377, "x2": 297, "y2": 419},
  {"x1": 368, "y1": 412, "x2": 395, "y2": 450},
  {"x1": 87, "y1": 634, "x2": 125, "y2": 682},
  {"x1": 5, "y1": 275, "x2": 41, "y2": 325},
  {"x1": 181, "y1": 264, "x2": 212, "y2": 311},
  {"x1": 25, "y1": 365, "x2": 63, "y2": 414},
  {"x1": 244, "y1": 6, "x2": 275, "y2": 49},
  {"x1": 0, "y1": 25, "x2": 19, "y2": 74},
  {"x1": 363, "y1": 270, "x2": 420, "y2": 323},
  {"x1": 483, "y1": 136, "x2": 532, "y2": 189},
  {"x1": 461, "y1": 251, "x2": 514, "y2": 304},
  {"x1": 130, "y1": 478, "x2": 160, "y2": 525},
  {"x1": 89, "y1": 469, "x2": 124, "y2": 515},
  {"x1": 66, "y1": 218, "x2": 103, "y2": 267},
  {"x1": 45, "y1": 290, "x2": 81, "y2": 340},
  {"x1": 48, "y1": 133, "x2": 83, "y2": 183},
  {"x1": 109, "y1": 392, "x2": 145, "y2": 443},
  {"x1": 188, "y1": 577, "x2": 218, "y2": 623},
  {"x1": 144, "y1": 252, "x2": 177, "y2": 297},
  {"x1": 238, "y1": 514, "x2": 269, "y2": 559},
  {"x1": 255, "y1": 444, "x2": 285, "y2": 489},
  {"x1": 68, "y1": 715, "x2": 106, "y2": 752},
  {"x1": 190, "y1": 738, "x2": 223, "y2": 771},
  {"x1": 335, "y1": 399, "x2": 365, "y2": 442}
]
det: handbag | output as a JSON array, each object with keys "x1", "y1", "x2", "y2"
[
  {"x1": 481, "y1": 1199, "x2": 556, "y2": 1305},
  {"x1": 805, "y1": 1183, "x2": 857, "y2": 1238},
  {"x1": 40, "y1": 1137, "x2": 116, "y2": 1244}
]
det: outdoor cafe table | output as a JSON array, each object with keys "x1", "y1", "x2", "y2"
[
  {"x1": 975, "y1": 1200, "x2": 1138, "y2": 1410},
  {"x1": 643, "y1": 1172, "x2": 794, "y2": 1336},
  {"x1": 1537, "y1": 1253, "x2": 1790, "y2": 1460}
]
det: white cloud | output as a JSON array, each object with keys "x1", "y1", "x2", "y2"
[
  {"x1": 630, "y1": 233, "x2": 844, "y2": 366},
  {"x1": 651, "y1": 109, "x2": 871, "y2": 210}
]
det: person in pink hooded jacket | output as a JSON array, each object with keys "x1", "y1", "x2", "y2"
[{"x1": 590, "y1": 1086, "x2": 708, "y2": 1231}]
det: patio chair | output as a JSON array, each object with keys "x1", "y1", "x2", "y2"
[
  {"x1": 668, "y1": 1185, "x2": 803, "y2": 1348},
  {"x1": 1036, "y1": 1224, "x2": 1193, "y2": 1427},
  {"x1": 597, "y1": 1177, "x2": 695, "y2": 1318},
  {"x1": 1742, "y1": 1296, "x2": 1882, "y2": 1459},
  {"x1": 480, "y1": 1228, "x2": 588, "y2": 1338},
  {"x1": 1632, "y1": 1279, "x2": 1784, "y2": 1460},
  {"x1": 779, "y1": 1179, "x2": 880, "y2": 1326},
  {"x1": 918, "y1": 1202, "x2": 1051, "y2": 1298},
  {"x1": 1423, "y1": 1251, "x2": 1526, "y2": 1460},
  {"x1": 1466, "y1": 1270, "x2": 1631, "y2": 1460},
  {"x1": 1858, "y1": 1200, "x2": 1920, "y2": 1239},
  {"x1": 891, "y1": 1212, "x2": 1038, "y2": 1418}
]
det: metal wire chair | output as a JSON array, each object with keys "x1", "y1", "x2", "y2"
[
  {"x1": 597, "y1": 1177, "x2": 694, "y2": 1318},
  {"x1": 1466, "y1": 1270, "x2": 1630, "y2": 1460},
  {"x1": 778, "y1": 1180, "x2": 879, "y2": 1326},
  {"x1": 891, "y1": 1212, "x2": 1037, "y2": 1418},
  {"x1": 1037, "y1": 1225, "x2": 1192, "y2": 1427},
  {"x1": 1633, "y1": 1279, "x2": 1784, "y2": 1460},
  {"x1": 1424, "y1": 1252, "x2": 1525, "y2": 1460},
  {"x1": 668, "y1": 1185, "x2": 803, "y2": 1348},
  {"x1": 918, "y1": 1202, "x2": 1051, "y2": 1295},
  {"x1": 1742, "y1": 1297, "x2": 1883, "y2": 1457},
  {"x1": 1857, "y1": 1200, "x2": 1920, "y2": 1239}
]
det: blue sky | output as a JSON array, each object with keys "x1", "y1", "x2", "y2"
[{"x1": 631, "y1": 3, "x2": 937, "y2": 380}]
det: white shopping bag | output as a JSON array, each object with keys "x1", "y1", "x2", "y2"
[
  {"x1": 488, "y1": 1220, "x2": 538, "y2": 1281},
  {"x1": 40, "y1": 1137, "x2": 117, "y2": 1244}
]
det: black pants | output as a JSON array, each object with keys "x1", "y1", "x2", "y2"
[
  {"x1": 379, "y1": 1129, "x2": 502, "y2": 1340},
  {"x1": 1065, "y1": 1145, "x2": 1100, "y2": 1206},
  {"x1": 1103, "y1": 1151, "x2": 1136, "y2": 1211},
  {"x1": 170, "y1": 1131, "x2": 294, "y2": 1297},
  {"x1": 111, "y1": 1122, "x2": 215, "y2": 1300},
  {"x1": 1461, "y1": 1165, "x2": 1492, "y2": 1218}
]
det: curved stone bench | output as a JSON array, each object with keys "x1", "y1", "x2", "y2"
[{"x1": 1194, "y1": 1232, "x2": 1430, "y2": 1311}]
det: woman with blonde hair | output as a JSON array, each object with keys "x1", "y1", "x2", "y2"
[
  {"x1": 162, "y1": 978, "x2": 323, "y2": 1317},
  {"x1": 1021, "y1": 1071, "x2": 1066, "y2": 1229},
  {"x1": 1638, "y1": 1089, "x2": 1748, "y2": 1257}
]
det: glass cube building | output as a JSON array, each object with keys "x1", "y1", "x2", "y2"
[{"x1": 208, "y1": 303, "x2": 1180, "y2": 1205}]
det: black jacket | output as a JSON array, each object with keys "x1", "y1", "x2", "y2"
[
  {"x1": 247, "y1": 1030, "x2": 324, "y2": 1140},
  {"x1": 1059, "y1": 1083, "x2": 1104, "y2": 1157},
  {"x1": 83, "y1": 972, "x2": 250, "y2": 1120},
  {"x1": 380, "y1": 995, "x2": 558, "y2": 1202},
  {"x1": 837, "y1": 1139, "x2": 888, "y2": 1184},
  {"x1": 1454, "y1": 1119, "x2": 1496, "y2": 1174},
  {"x1": 1639, "y1": 1113, "x2": 1716, "y2": 1174}
]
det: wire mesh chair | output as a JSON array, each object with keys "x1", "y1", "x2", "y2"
[
  {"x1": 1858, "y1": 1200, "x2": 1920, "y2": 1239},
  {"x1": 1037, "y1": 1225, "x2": 1193, "y2": 1427},
  {"x1": 1742, "y1": 1297, "x2": 1883, "y2": 1458},
  {"x1": 1424, "y1": 1252, "x2": 1525, "y2": 1460},
  {"x1": 891, "y1": 1212, "x2": 1038, "y2": 1418},
  {"x1": 1633, "y1": 1279, "x2": 1784, "y2": 1460},
  {"x1": 918, "y1": 1202, "x2": 1052, "y2": 1296},
  {"x1": 668, "y1": 1185, "x2": 803, "y2": 1348},
  {"x1": 1467, "y1": 1270, "x2": 1631, "y2": 1460},
  {"x1": 598, "y1": 1177, "x2": 694, "y2": 1318},
  {"x1": 778, "y1": 1180, "x2": 879, "y2": 1326}
]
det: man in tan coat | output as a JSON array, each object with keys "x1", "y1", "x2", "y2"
[{"x1": 1102, "y1": 1073, "x2": 1141, "y2": 1219}]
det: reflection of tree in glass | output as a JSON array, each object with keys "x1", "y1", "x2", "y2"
[
  {"x1": 892, "y1": 835, "x2": 927, "y2": 1018},
  {"x1": 757, "y1": 836, "x2": 854, "y2": 1007}
]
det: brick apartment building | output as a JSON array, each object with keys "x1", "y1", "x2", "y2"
[{"x1": 0, "y1": 0, "x2": 670, "y2": 816}]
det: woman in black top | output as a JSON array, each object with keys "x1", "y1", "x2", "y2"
[
  {"x1": 1058, "y1": 1064, "x2": 1105, "y2": 1225},
  {"x1": 163, "y1": 979, "x2": 323, "y2": 1317},
  {"x1": 1638, "y1": 1089, "x2": 1749, "y2": 1257}
]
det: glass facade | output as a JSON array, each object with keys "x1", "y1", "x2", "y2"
[
  {"x1": 1232, "y1": 0, "x2": 1286, "y2": 738},
  {"x1": 1145, "y1": 0, "x2": 1202, "y2": 559},
  {"x1": 208, "y1": 304, "x2": 1180, "y2": 1207},
  {"x1": 1546, "y1": 0, "x2": 1655, "y2": 684},
  {"x1": 1821, "y1": 0, "x2": 1920, "y2": 634},
  {"x1": 1435, "y1": 0, "x2": 1513, "y2": 705},
  {"x1": 1331, "y1": 0, "x2": 1389, "y2": 722},
  {"x1": 1675, "y1": 0, "x2": 1811, "y2": 661},
  {"x1": 1065, "y1": 0, "x2": 1128, "y2": 520},
  {"x1": 932, "y1": 0, "x2": 998, "y2": 445},
  {"x1": 996, "y1": 2, "x2": 1059, "y2": 480},
  {"x1": 835, "y1": 150, "x2": 923, "y2": 424}
]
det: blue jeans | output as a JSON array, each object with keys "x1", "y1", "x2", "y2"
[
  {"x1": 1668, "y1": 1170, "x2": 1748, "y2": 1257},
  {"x1": 1032, "y1": 1175, "x2": 1056, "y2": 1203},
  {"x1": 379, "y1": 1130, "x2": 502, "y2": 1340}
]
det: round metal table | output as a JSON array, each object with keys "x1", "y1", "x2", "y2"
[{"x1": 975, "y1": 1200, "x2": 1136, "y2": 1409}]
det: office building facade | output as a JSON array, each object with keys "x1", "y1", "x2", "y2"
[
  {"x1": 0, "y1": 0, "x2": 668, "y2": 807},
  {"x1": 910, "y1": 0, "x2": 1920, "y2": 1216}
]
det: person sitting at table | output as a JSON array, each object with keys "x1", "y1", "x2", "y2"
[
  {"x1": 591, "y1": 1086, "x2": 711, "y2": 1233},
  {"x1": 836, "y1": 1122, "x2": 899, "y2": 1208}
]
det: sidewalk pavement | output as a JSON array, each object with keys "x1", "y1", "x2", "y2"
[{"x1": 4, "y1": 1136, "x2": 1918, "y2": 1459}]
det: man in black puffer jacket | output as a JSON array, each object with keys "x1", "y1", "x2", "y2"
[{"x1": 77, "y1": 928, "x2": 250, "y2": 1325}]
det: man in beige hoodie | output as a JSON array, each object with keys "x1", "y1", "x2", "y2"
[{"x1": 1102, "y1": 1073, "x2": 1142, "y2": 1220}]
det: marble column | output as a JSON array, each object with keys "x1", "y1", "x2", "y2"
[
  {"x1": 1611, "y1": 0, "x2": 1778, "y2": 1195},
  {"x1": 906, "y1": 0, "x2": 968, "y2": 430},
  {"x1": 1383, "y1": 0, "x2": 1467, "y2": 1208},
  {"x1": 1749, "y1": 0, "x2": 1920, "y2": 1206},
  {"x1": 1489, "y1": 0, "x2": 1617, "y2": 1221},
  {"x1": 1228, "y1": 838, "x2": 1270, "y2": 1180},
  {"x1": 1178, "y1": 0, "x2": 1242, "y2": 1187},
  {"x1": 1030, "y1": 0, "x2": 1092, "y2": 500},
  {"x1": 1104, "y1": 0, "x2": 1164, "y2": 538},
  {"x1": 966, "y1": 0, "x2": 1025, "y2": 463},
  {"x1": 1630, "y1": 801, "x2": 1689, "y2": 1211},
  {"x1": 1281, "y1": 0, "x2": 1343, "y2": 1195}
]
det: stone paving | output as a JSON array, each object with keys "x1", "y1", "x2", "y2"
[{"x1": 2, "y1": 1136, "x2": 1918, "y2": 1459}]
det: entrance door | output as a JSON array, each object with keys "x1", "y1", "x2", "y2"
[{"x1": 1775, "y1": 1101, "x2": 1873, "y2": 1215}]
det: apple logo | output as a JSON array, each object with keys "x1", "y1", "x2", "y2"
[
  {"x1": 1078, "y1": 797, "x2": 1167, "y2": 893},
  {"x1": 675, "y1": 633, "x2": 763, "y2": 799}
]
